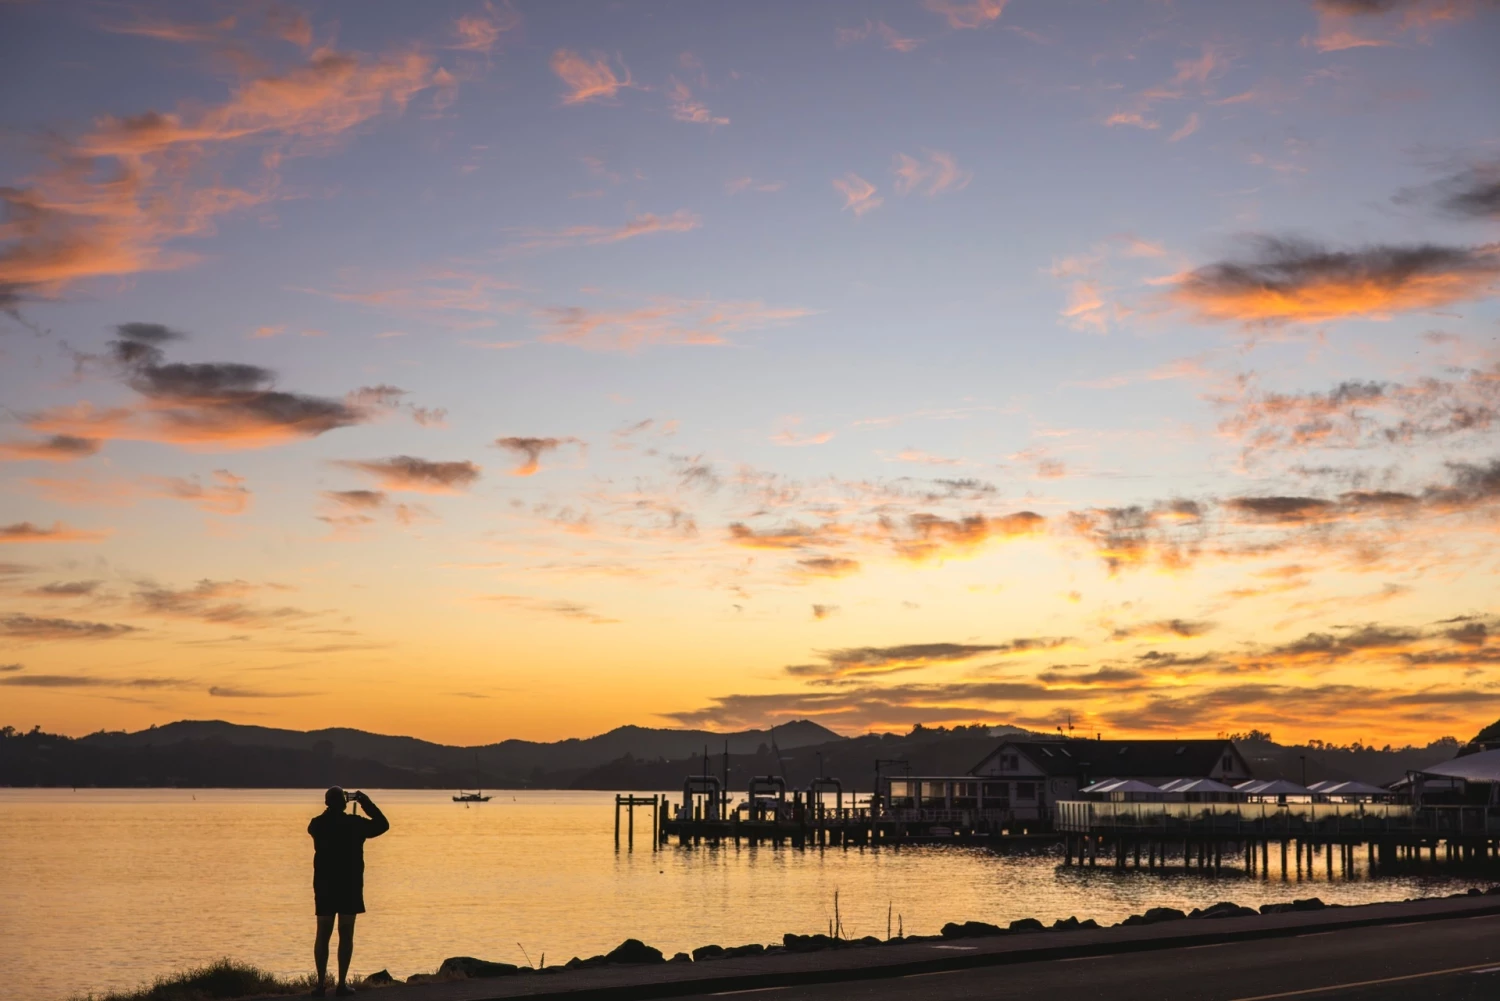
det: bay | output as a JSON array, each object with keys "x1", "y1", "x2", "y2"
[{"x1": 0, "y1": 789, "x2": 1484, "y2": 1001}]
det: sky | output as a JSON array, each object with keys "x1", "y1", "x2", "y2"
[{"x1": 1, "y1": 0, "x2": 1499, "y2": 747}]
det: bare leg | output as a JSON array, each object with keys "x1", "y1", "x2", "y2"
[
  {"x1": 336, "y1": 913, "x2": 357, "y2": 989},
  {"x1": 314, "y1": 914, "x2": 335, "y2": 992}
]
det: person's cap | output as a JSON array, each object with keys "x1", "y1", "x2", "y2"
[{"x1": 325, "y1": 787, "x2": 345, "y2": 809}]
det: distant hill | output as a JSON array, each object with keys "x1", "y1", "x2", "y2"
[
  {"x1": 1233, "y1": 735, "x2": 1462, "y2": 787},
  {"x1": 73, "y1": 719, "x2": 842, "y2": 786}
]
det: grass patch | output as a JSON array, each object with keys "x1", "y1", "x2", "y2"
[{"x1": 76, "y1": 958, "x2": 324, "y2": 1001}]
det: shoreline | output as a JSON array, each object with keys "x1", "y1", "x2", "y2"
[{"x1": 87, "y1": 885, "x2": 1500, "y2": 1001}]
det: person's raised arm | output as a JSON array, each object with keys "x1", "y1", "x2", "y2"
[{"x1": 354, "y1": 792, "x2": 389, "y2": 837}]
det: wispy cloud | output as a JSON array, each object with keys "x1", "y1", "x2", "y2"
[
  {"x1": 0, "y1": 614, "x2": 138, "y2": 640},
  {"x1": 893, "y1": 151, "x2": 972, "y2": 197},
  {"x1": 450, "y1": 1, "x2": 521, "y2": 54},
  {"x1": 507, "y1": 210, "x2": 702, "y2": 253},
  {"x1": 551, "y1": 49, "x2": 633, "y2": 104},
  {"x1": 480, "y1": 594, "x2": 618, "y2": 624},
  {"x1": 725, "y1": 177, "x2": 784, "y2": 195},
  {"x1": 0, "y1": 435, "x2": 102, "y2": 462},
  {"x1": 923, "y1": 0, "x2": 1008, "y2": 30},
  {"x1": 836, "y1": 20, "x2": 921, "y2": 51},
  {"x1": 1168, "y1": 112, "x2": 1201, "y2": 143},
  {"x1": 833, "y1": 173, "x2": 882, "y2": 216},
  {"x1": 667, "y1": 77, "x2": 728, "y2": 126},
  {"x1": 535, "y1": 297, "x2": 811, "y2": 352},
  {"x1": 0, "y1": 522, "x2": 109, "y2": 545}
]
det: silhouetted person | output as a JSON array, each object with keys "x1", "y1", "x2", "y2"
[{"x1": 309, "y1": 788, "x2": 388, "y2": 996}]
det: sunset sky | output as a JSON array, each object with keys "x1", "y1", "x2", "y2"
[{"x1": 2, "y1": 0, "x2": 1499, "y2": 746}]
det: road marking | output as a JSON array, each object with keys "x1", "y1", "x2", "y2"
[
  {"x1": 1296, "y1": 931, "x2": 1335, "y2": 938},
  {"x1": 1470, "y1": 966, "x2": 1500, "y2": 974},
  {"x1": 1226, "y1": 960, "x2": 1500, "y2": 1000},
  {"x1": 1184, "y1": 941, "x2": 1234, "y2": 950},
  {"x1": 1059, "y1": 954, "x2": 1109, "y2": 962},
  {"x1": 905, "y1": 969, "x2": 964, "y2": 978},
  {"x1": 929, "y1": 945, "x2": 978, "y2": 950},
  {"x1": 1382, "y1": 921, "x2": 1424, "y2": 928},
  {"x1": 710, "y1": 989, "x2": 789, "y2": 996}
]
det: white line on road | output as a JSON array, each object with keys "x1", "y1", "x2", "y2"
[
  {"x1": 1227, "y1": 960, "x2": 1500, "y2": 1001},
  {"x1": 710, "y1": 988, "x2": 789, "y2": 996}
]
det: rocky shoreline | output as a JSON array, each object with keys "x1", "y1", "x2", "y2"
[{"x1": 365, "y1": 885, "x2": 1500, "y2": 988}]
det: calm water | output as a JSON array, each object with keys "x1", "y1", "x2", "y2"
[{"x1": 1, "y1": 789, "x2": 1490, "y2": 1001}]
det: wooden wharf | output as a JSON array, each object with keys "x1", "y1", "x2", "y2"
[{"x1": 1055, "y1": 801, "x2": 1500, "y2": 872}]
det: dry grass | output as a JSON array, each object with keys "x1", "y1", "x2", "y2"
[{"x1": 75, "y1": 958, "x2": 342, "y2": 1001}]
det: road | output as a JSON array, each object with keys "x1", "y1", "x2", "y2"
[{"x1": 679, "y1": 913, "x2": 1500, "y2": 1001}]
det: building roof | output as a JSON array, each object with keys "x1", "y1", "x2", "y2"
[
  {"x1": 1307, "y1": 780, "x2": 1392, "y2": 797},
  {"x1": 1417, "y1": 748, "x2": 1500, "y2": 783},
  {"x1": 1080, "y1": 778, "x2": 1164, "y2": 795},
  {"x1": 972, "y1": 739, "x2": 1241, "y2": 779},
  {"x1": 1237, "y1": 778, "x2": 1314, "y2": 797},
  {"x1": 1158, "y1": 777, "x2": 1238, "y2": 794}
]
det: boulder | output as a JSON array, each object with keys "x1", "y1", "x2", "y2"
[
  {"x1": 563, "y1": 955, "x2": 607, "y2": 970},
  {"x1": 1197, "y1": 902, "x2": 1257, "y2": 920},
  {"x1": 855, "y1": 936, "x2": 882, "y2": 947},
  {"x1": 669, "y1": 952, "x2": 693, "y2": 963},
  {"x1": 723, "y1": 944, "x2": 766, "y2": 958},
  {"x1": 1259, "y1": 903, "x2": 1293, "y2": 914},
  {"x1": 1141, "y1": 907, "x2": 1187, "y2": 925},
  {"x1": 1051, "y1": 916, "x2": 1081, "y2": 931},
  {"x1": 941, "y1": 920, "x2": 1006, "y2": 939},
  {"x1": 363, "y1": 969, "x2": 397, "y2": 986},
  {"x1": 1078, "y1": 919, "x2": 1100, "y2": 929},
  {"x1": 436, "y1": 957, "x2": 520, "y2": 979},
  {"x1": 1291, "y1": 897, "x2": 1326, "y2": 911},
  {"x1": 783, "y1": 933, "x2": 836, "y2": 953},
  {"x1": 1008, "y1": 918, "x2": 1045, "y2": 933},
  {"x1": 604, "y1": 939, "x2": 665, "y2": 965},
  {"x1": 692, "y1": 944, "x2": 726, "y2": 962}
]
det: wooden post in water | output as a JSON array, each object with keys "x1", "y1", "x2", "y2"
[{"x1": 614, "y1": 795, "x2": 621, "y2": 848}]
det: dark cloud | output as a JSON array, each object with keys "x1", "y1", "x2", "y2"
[
  {"x1": 133, "y1": 579, "x2": 310, "y2": 628},
  {"x1": 1169, "y1": 236, "x2": 1500, "y2": 324},
  {"x1": 788, "y1": 638, "x2": 1067, "y2": 679},
  {"x1": 1112, "y1": 619, "x2": 1216, "y2": 640},
  {"x1": 0, "y1": 613, "x2": 136, "y2": 640},
  {"x1": 796, "y1": 556, "x2": 861, "y2": 578},
  {"x1": 811, "y1": 604, "x2": 838, "y2": 620},
  {"x1": 27, "y1": 580, "x2": 103, "y2": 597},
  {"x1": 1067, "y1": 502, "x2": 1203, "y2": 573},
  {"x1": 0, "y1": 434, "x2": 102, "y2": 462},
  {"x1": 1438, "y1": 163, "x2": 1500, "y2": 221},
  {"x1": 879, "y1": 510, "x2": 1045, "y2": 561},
  {"x1": 1224, "y1": 496, "x2": 1334, "y2": 523},
  {"x1": 334, "y1": 456, "x2": 481, "y2": 493},
  {"x1": 207, "y1": 685, "x2": 317, "y2": 698},
  {"x1": 323, "y1": 489, "x2": 387, "y2": 509},
  {"x1": 493, "y1": 436, "x2": 584, "y2": 476},
  {"x1": 0, "y1": 673, "x2": 182, "y2": 688},
  {"x1": 0, "y1": 663, "x2": 21, "y2": 672},
  {"x1": 728, "y1": 522, "x2": 834, "y2": 550},
  {"x1": 1264, "y1": 624, "x2": 1422, "y2": 661},
  {"x1": 1037, "y1": 666, "x2": 1145, "y2": 686},
  {"x1": 0, "y1": 521, "x2": 107, "y2": 544}
]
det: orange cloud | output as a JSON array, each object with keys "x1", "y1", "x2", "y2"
[
  {"x1": 0, "y1": 44, "x2": 438, "y2": 299},
  {"x1": 833, "y1": 173, "x2": 882, "y2": 216},
  {"x1": 1104, "y1": 112, "x2": 1160, "y2": 130},
  {"x1": 508, "y1": 210, "x2": 702, "y2": 253},
  {"x1": 0, "y1": 522, "x2": 109, "y2": 544},
  {"x1": 1168, "y1": 112, "x2": 1201, "y2": 143},
  {"x1": 881, "y1": 510, "x2": 1045, "y2": 562},
  {"x1": 1307, "y1": 0, "x2": 1480, "y2": 52},
  {"x1": 1169, "y1": 238, "x2": 1500, "y2": 325},
  {"x1": 551, "y1": 49, "x2": 632, "y2": 104},
  {"x1": 728, "y1": 522, "x2": 840, "y2": 550},
  {"x1": 923, "y1": 0, "x2": 1007, "y2": 29},
  {"x1": 836, "y1": 20, "x2": 921, "y2": 51},
  {"x1": 795, "y1": 556, "x2": 861, "y2": 578}
]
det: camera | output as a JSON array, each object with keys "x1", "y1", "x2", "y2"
[{"x1": 344, "y1": 790, "x2": 360, "y2": 803}]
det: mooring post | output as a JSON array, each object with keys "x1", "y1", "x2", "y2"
[{"x1": 614, "y1": 795, "x2": 621, "y2": 849}]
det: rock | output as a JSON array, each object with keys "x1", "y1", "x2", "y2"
[
  {"x1": 1487, "y1": 886, "x2": 1500, "y2": 896},
  {"x1": 855, "y1": 936, "x2": 882, "y2": 947},
  {"x1": 403, "y1": 974, "x2": 439, "y2": 985},
  {"x1": 1198, "y1": 902, "x2": 1257, "y2": 920},
  {"x1": 723, "y1": 944, "x2": 766, "y2": 958},
  {"x1": 604, "y1": 939, "x2": 665, "y2": 965},
  {"x1": 363, "y1": 969, "x2": 397, "y2": 986},
  {"x1": 1141, "y1": 907, "x2": 1187, "y2": 925},
  {"x1": 692, "y1": 944, "x2": 726, "y2": 961},
  {"x1": 564, "y1": 955, "x2": 607, "y2": 970},
  {"x1": 669, "y1": 952, "x2": 693, "y2": 963},
  {"x1": 941, "y1": 920, "x2": 1006, "y2": 939},
  {"x1": 1009, "y1": 918, "x2": 1045, "y2": 933},
  {"x1": 765, "y1": 945, "x2": 786, "y2": 954},
  {"x1": 1291, "y1": 898, "x2": 1326, "y2": 911},
  {"x1": 1259, "y1": 903, "x2": 1293, "y2": 914},
  {"x1": 783, "y1": 933, "x2": 836, "y2": 953},
  {"x1": 1078, "y1": 919, "x2": 1100, "y2": 929},
  {"x1": 1051, "y1": 916, "x2": 1081, "y2": 931},
  {"x1": 1120, "y1": 914, "x2": 1145, "y2": 926},
  {"x1": 437, "y1": 957, "x2": 521, "y2": 979}
]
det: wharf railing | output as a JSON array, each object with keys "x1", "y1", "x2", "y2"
[{"x1": 1055, "y1": 800, "x2": 1500, "y2": 838}]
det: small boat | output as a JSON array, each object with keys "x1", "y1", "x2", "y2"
[{"x1": 454, "y1": 753, "x2": 491, "y2": 803}]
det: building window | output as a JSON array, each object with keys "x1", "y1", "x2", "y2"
[
  {"x1": 1016, "y1": 782, "x2": 1036, "y2": 801},
  {"x1": 1000, "y1": 754, "x2": 1019, "y2": 771}
]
